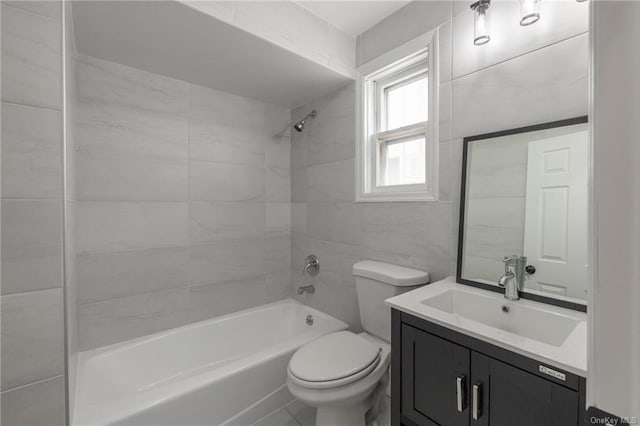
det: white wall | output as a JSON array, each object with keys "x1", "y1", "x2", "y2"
[
  {"x1": 591, "y1": 0, "x2": 640, "y2": 417},
  {"x1": 356, "y1": 1, "x2": 453, "y2": 67},
  {"x1": 183, "y1": 0, "x2": 355, "y2": 78}
]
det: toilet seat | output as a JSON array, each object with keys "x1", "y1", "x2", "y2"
[{"x1": 288, "y1": 331, "x2": 382, "y2": 389}]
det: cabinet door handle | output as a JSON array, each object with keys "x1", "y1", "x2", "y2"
[
  {"x1": 456, "y1": 375, "x2": 466, "y2": 412},
  {"x1": 472, "y1": 382, "x2": 482, "y2": 420}
]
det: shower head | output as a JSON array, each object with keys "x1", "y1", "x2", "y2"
[{"x1": 293, "y1": 110, "x2": 317, "y2": 132}]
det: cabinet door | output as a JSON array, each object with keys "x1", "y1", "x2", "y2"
[
  {"x1": 401, "y1": 324, "x2": 470, "y2": 426},
  {"x1": 470, "y1": 352, "x2": 580, "y2": 426}
]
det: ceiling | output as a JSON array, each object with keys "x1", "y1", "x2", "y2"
[
  {"x1": 72, "y1": 1, "x2": 353, "y2": 108},
  {"x1": 295, "y1": 1, "x2": 411, "y2": 36}
]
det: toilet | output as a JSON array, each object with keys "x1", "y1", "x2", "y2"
[{"x1": 286, "y1": 260, "x2": 430, "y2": 426}]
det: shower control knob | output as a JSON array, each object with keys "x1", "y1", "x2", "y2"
[
  {"x1": 525, "y1": 265, "x2": 536, "y2": 275},
  {"x1": 303, "y1": 254, "x2": 319, "y2": 276}
]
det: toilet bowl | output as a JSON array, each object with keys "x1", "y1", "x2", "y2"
[
  {"x1": 287, "y1": 261, "x2": 430, "y2": 426},
  {"x1": 287, "y1": 331, "x2": 390, "y2": 426}
]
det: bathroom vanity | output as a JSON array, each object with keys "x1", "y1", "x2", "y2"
[
  {"x1": 385, "y1": 105, "x2": 591, "y2": 425},
  {"x1": 386, "y1": 278, "x2": 587, "y2": 426},
  {"x1": 384, "y1": 117, "x2": 591, "y2": 425}
]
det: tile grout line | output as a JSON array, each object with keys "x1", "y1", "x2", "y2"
[
  {"x1": 282, "y1": 404, "x2": 304, "y2": 426},
  {"x1": 1, "y1": 197, "x2": 65, "y2": 201},
  {"x1": 0, "y1": 374, "x2": 64, "y2": 395},
  {"x1": 1, "y1": 100, "x2": 62, "y2": 113},
  {"x1": 186, "y1": 83, "x2": 192, "y2": 322},
  {"x1": 77, "y1": 286, "x2": 190, "y2": 308},
  {"x1": 76, "y1": 234, "x2": 273, "y2": 263},
  {"x1": 2, "y1": 2, "x2": 61, "y2": 21},
  {"x1": 451, "y1": 31, "x2": 589, "y2": 82},
  {"x1": 60, "y1": 4, "x2": 72, "y2": 420},
  {"x1": 264, "y1": 106, "x2": 268, "y2": 296},
  {"x1": 253, "y1": 406, "x2": 302, "y2": 426},
  {"x1": 1, "y1": 286, "x2": 64, "y2": 298},
  {"x1": 76, "y1": 244, "x2": 189, "y2": 257}
]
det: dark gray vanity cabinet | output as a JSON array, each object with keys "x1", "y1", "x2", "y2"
[
  {"x1": 392, "y1": 310, "x2": 586, "y2": 426},
  {"x1": 401, "y1": 325, "x2": 470, "y2": 426},
  {"x1": 469, "y1": 352, "x2": 580, "y2": 426}
]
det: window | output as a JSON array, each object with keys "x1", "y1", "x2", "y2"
[{"x1": 356, "y1": 31, "x2": 438, "y2": 202}]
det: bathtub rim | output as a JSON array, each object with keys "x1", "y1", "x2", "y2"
[{"x1": 77, "y1": 298, "x2": 342, "y2": 358}]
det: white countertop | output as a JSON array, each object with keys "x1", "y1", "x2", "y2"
[{"x1": 385, "y1": 276, "x2": 587, "y2": 377}]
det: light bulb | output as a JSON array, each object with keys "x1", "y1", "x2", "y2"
[
  {"x1": 520, "y1": 0, "x2": 541, "y2": 26},
  {"x1": 471, "y1": 0, "x2": 491, "y2": 46}
]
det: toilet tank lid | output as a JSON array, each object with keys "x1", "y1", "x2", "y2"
[{"x1": 352, "y1": 260, "x2": 430, "y2": 286}]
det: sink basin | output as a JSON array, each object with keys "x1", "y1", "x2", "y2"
[
  {"x1": 385, "y1": 277, "x2": 587, "y2": 376},
  {"x1": 421, "y1": 289, "x2": 580, "y2": 347}
]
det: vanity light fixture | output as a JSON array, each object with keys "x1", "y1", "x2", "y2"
[
  {"x1": 470, "y1": 0, "x2": 491, "y2": 46},
  {"x1": 520, "y1": 0, "x2": 541, "y2": 26}
]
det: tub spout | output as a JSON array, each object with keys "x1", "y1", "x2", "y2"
[{"x1": 297, "y1": 284, "x2": 315, "y2": 295}]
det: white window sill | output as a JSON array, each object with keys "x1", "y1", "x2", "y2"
[{"x1": 355, "y1": 192, "x2": 439, "y2": 203}]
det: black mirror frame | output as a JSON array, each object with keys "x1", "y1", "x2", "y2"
[{"x1": 456, "y1": 116, "x2": 589, "y2": 312}]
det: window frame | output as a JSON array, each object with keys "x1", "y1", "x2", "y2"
[{"x1": 356, "y1": 30, "x2": 439, "y2": 202}]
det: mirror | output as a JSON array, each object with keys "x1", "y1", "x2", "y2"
[{"x1": 457, "y1": 117, "x2": 588, "y2": 310}]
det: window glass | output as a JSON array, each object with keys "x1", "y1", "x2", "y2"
[
  {"x1": 381, "y1": 136, "x2": 426, "y2": 186},
  {"x1": 384, "y1": 75, "x2": 428, "y2": 131}
]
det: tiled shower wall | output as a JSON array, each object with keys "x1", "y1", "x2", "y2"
[
  {"x1": 290, "y1": 84, "x2": 456, "y2": 331},
  {"x1": 290, "y1": 5, "x2": 458, "y2": 330},
  {"x1": 75, "y1": 55, "x2": 291, "y2": 350},
  {"x1": 1, "y1": 2, "x2": 67, "y2": 424},
  {"x1": 292, "y1": 0, "x2": 588, "y2": 330}
]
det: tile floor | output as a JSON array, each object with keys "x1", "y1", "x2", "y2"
[{"x1": 253, "y1": 396, "x2": 391, "y2": 426}]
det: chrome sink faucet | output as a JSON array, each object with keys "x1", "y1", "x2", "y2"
[{"x1": 498, "y1": 255, "x2": 526, "y2": 301}]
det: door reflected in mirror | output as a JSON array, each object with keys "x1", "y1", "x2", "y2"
[{"x1": 458, "y1": 117, "x2": 588, "y2": 309}]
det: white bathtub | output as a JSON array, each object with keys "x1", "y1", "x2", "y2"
[{"x1": 73, "y1": 299, "x2": 347, "y2": 425}]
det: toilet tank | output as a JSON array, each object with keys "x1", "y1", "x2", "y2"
[{"x1": 353, "y1": 261, "x2": 430, "y2": 342}]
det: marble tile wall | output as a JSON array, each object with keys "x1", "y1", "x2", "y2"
[
  {"x1": 291, "y1": 8, "x2": 459, "y2": 330},
  {"x1": 290, "y1": 83, "x2": 456, "y2": 330},
  {"x1": 75, "y1": 55, "x2": 292, "y2": 350},
  {"x1": 1, "y1": 2, "x2": 67, "y2": 424},
  {"x1": 293, "y1": 0, "x2": 589, "y2": 330}
]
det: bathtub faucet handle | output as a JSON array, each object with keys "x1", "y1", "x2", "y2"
[{"x1": 303, "y1": 255, "x2": 319, "y2": 276}]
